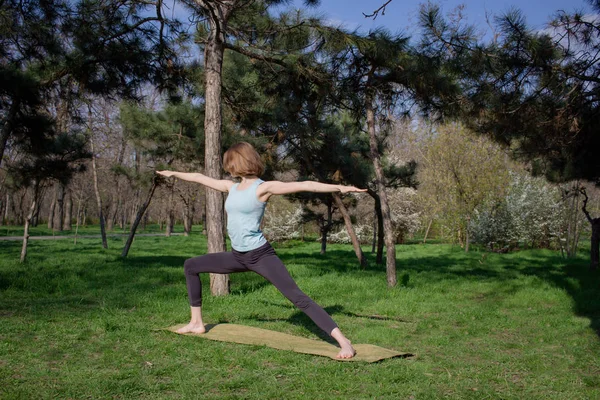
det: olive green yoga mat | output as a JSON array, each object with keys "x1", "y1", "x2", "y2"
[{"x1": 166, "y1": 323, "x2": 412, "y2": 362}]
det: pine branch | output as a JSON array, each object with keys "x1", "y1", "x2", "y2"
[
  {"x1": 363, "y1": 0, "x2": 393, "y2": 20},
  {"x1": 222, "y1": 42, "x2": 286, "y2": 66}
]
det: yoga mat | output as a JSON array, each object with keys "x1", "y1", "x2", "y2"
[{"x1": 166, "y1": 323, "x2": 413, "y2": 362}]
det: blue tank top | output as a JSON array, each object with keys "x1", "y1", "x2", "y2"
[{"x1": 224, "y1": 179, "x2": 268, "y2": 252}]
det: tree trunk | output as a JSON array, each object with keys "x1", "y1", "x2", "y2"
[
  {"x1": 166, "y1": 185, "x2": 175, "y2": 237},
  {"x1": 63, "y1": 189, "x2": 73, "y2": 230},
  {"x1": 369, "y1": 189, "x2": 385, "y2": 264},
  {"x1": 47, "y1": 188, "x2": 56, "y2": 229},
  {"x1": 201, "y1": 3, "x2": 233, "y2": 296},
  {"x1": 107, "y1": 191, "x2": 119, "y2": 232},
  {"x1": 423, "y1": 219, "x2": 433, "y2": 243},
  {"x1": 366, "y1": 90, "x2": 396, "y2": 286},
  {"x1": 579, "y1": 188, "x2": 597, "y2": 270},
  {"x1": 0, "y1": 100, "x2": 19, "y2": 169},
  {"x1": 55, "y1": 183, "x2": 65, "y2": 232},
  {"x1": 332, "y1": 193, "x2": 366, "y2": 267},
  {"x1": 32, "y1": 192, "x2": 42, "y2": 227},
  {"x1": 183, "y1": 200, "x2": 194, "y2": 237},
  {"x1": 320, "y1": 226, "x2": 328, "y2": 255},
  {"x1": 91, "y1": 139, "x2": 108, "y2": 249},
  {"x1": 121, "y1": 178, "x2": 159, "y2": 257},
  {"x1": 4, "y1": 193, "x2": 10, "y2": 225},
  {"x1": 465, "y1": 216, "x2": 471, "y2": 252},
  {"x1": 74, "y1": 192, "x2": 83, "y2": 245},
  {"x1": 21, "y1": 181, "x2": 39, "y2": 263},
  {"x1": 320, "y1": 202, "x2": 333, "y2": 255},
  {"x1": 590, "y1": 222, "x2": 599, "y2": 270},
  {"x1": 371, "y1": 208, "x2": 377, "y2": 253},
  {"x1": 107, "y1": 182, "x2": 122, "y2": 232}
]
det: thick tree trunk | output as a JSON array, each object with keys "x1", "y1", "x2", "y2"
[
  {"x1": 202, "y1": 5, "x2": 233, "y2": 296},
  {"x1": 21, "y1": 181, "x2": 39, "y2": 263},
  {"x1": 91, "y1": 139, "x2": 108, "y2": 249},
  {"x1": 332, "y1": 193, "x2": 366, "y2": 267},
  {"x1": 47, "y1": 188, "x2": 56, "y2": 229},
  {"x1": 366, "y1": 90, "x2": 396, "y2": 286},
  {"x1": 121, "y1": 178, "x2": 159, "y2": 257},
  {"x1": 63, "y1": 190, "x2": 72, "y2": 230}
]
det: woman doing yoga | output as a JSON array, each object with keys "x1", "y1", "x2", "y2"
[{"x1": 157, "y1": 142, "x2": 366, "y2": 359}]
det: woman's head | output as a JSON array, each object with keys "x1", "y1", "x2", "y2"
[{"x1": 223, "y1": 142, "x2": 264, "y2": 178}]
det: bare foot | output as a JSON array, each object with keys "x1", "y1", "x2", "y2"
[
  {"x1": 336, "y1": 340, "x2": 356, "y2": 359},
  {"x1": 176, "y1": 322, "x2": 206, "y2": 334}
]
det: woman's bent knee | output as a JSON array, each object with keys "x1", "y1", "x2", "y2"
[{"x1": 183, "y1": 258, "x2": 196, "y2": 275}]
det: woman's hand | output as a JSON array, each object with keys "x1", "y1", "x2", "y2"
[
  {"x1": 339, "y1": 185, "x2": 368, "y2": 194},
  {"x1": 156, "y1": 170, "x2": 175, "y2": 178}
]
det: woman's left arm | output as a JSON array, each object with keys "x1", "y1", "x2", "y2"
[{"x1": 257, "y1": 180, "x2": 367, "y2": 202}]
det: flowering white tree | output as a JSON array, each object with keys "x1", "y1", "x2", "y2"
[
  {"x1": 470, "y1": 172, "x2": 565, "y2": 250},
  {"x1": 387, "y1": 187, "x2": 421, "y2": 243},
  {"x1": 325, "y1": 224, "x2": 373, "y2": 244},
  {"x1": 262, "y1": 203, "x2": 303, "y2": 242}
]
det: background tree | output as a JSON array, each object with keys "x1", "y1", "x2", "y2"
[
  {"x1": 6, "y1": 128, "x2": 89, "y2": 262},
  {"x1": 118, "y1": 97, "x2": 204, "y2": 256},
  {"x1": 417, "y1": 123, "x2": 509, "y2": 251},
  {"x1": 420, "y1": 0, "x2": 600, "y2": 267},
  {"x1": 0, "y1": 0, "x2": 182, "y2": 164}
]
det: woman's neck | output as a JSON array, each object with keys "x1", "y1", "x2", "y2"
[{"x1": 241, "y1": 176, "x2": 258, "y2": 183}]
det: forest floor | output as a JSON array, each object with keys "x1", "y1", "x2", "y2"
[{"x1": 0, "y1": 231, "x2": 599, "y2": 399}]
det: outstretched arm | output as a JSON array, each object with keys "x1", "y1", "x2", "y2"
[
  {"x1": 257, "y1": 180, "x2": 367, "y2": 202},
  {"x1": 156, "y1": 171, "x2": 233, "y2": 193}
]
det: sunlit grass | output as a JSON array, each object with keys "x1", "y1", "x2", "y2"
[{"x1": 0, "y1": 231, "x2": 598, "y2": 399}]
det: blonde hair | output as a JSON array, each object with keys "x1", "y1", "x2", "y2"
[{"x1": 223, "y1": 142, "x2": 265, "y2": 177}]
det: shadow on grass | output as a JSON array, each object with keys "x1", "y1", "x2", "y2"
[
  {"x1": 282, "y1": 244, "x2": 600, "y2": 339},
  {"x1": 121, "y1": 255, "x2": 188, "y2": 269},
  {"x1": 250, "y1": 304, "x2": 347, "y2": 344},
  {"x1": 517, "y1": 253, "x2": 600, "y2": 338}
]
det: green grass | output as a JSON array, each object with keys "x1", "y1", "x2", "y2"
[
  {"x1": 0, "y1": 223, "x2": 196, "y2": 237},
  {"x1": 0, "y1": 232, "x2": 599, "y2": 399}
]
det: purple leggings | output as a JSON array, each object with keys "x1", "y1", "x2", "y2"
[{"x1": 183, "y1": 242, "x2": 338, "y2": 335}]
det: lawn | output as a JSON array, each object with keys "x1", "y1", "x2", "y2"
[
  {"x1": 0, "y1": 223, "x2": 191, "y2": 237},
  {"x1": 0, "y1": 231, "x2": 598, "y2": 399}
]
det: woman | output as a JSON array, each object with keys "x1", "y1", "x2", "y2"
[{"x1": 157, "y1": 142, "x2": 365, "y2": 359}]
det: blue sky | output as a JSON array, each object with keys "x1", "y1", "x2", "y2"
[{"x1": 279, "y1": 0, "x2": 594, "y2": 36}]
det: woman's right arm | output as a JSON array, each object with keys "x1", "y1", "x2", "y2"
[{"x1": 156, "y1": 171, "x2": 234, "y2": 193}]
